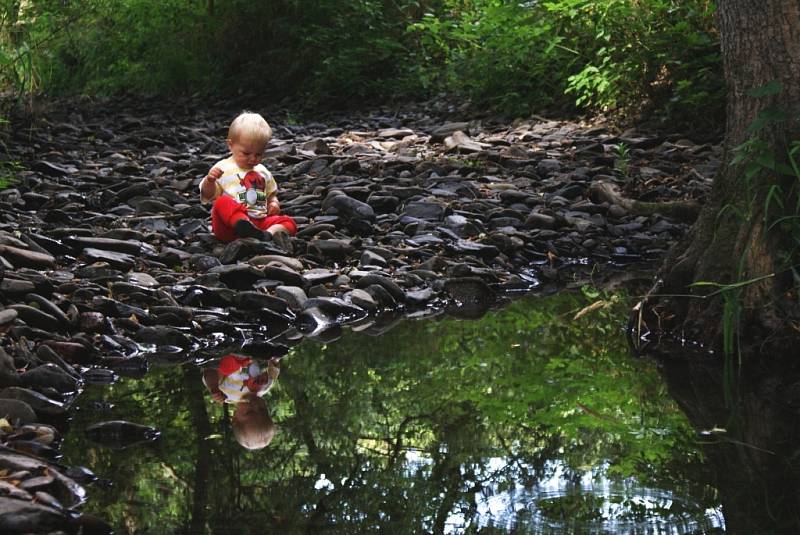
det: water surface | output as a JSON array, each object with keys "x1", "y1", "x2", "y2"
[{"x1": 61, "y1": 290, "x2": 725, "y2": 534}]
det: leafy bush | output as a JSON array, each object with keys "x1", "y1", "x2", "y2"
[
  {"x1": 0, "y1": 0, "x2": 723, "y2": 129},
  {"x1": 408, "y1": 1, "x2": 578, "y2": 115}
]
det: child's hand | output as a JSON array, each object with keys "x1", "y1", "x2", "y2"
[
  {"x1": 267, "y1": 199, "x2": 280, "y2": 216},
  {"x1": 210, "y1": 390, "x2": 226, "y2": 403},
  {"x1": 207, "y1": 167, "x2": 223, "y2": 183}
]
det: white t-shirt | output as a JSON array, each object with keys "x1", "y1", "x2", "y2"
[{"x1": 200, "y1": 157, "x2": 278, "y2": 219}]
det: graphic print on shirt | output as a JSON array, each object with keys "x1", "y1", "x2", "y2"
[
  {"x1": 202, "y1": 157, "x2": 278, "y2": 219},
  {"x1": 239, "y1": 170, "x2": 267, "y2": 206}
]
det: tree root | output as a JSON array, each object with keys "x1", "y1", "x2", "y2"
[{"x1": 589, "y1": 181, "x2": 702, "y2": 224}]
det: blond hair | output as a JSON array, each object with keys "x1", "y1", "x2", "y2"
[{"x1": 228, "y1": 111, "x2": 272, "y2": 145}]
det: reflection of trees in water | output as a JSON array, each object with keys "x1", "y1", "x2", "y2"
[
  {"x1": 657, "y1": 344, "x2": 800, "y2": 534},
  {"x1": 63, "y1": 292, "x2": 720, "y2": 533}
]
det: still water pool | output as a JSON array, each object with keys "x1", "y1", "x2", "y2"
[{"x1": 60, "y1": 290, "x2": 729, "y2": 534}]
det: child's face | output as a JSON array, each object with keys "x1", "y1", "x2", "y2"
[
  {"x1": 228, "y1": 136, "x2": 267, "y2": 169},
  {"x1": 233, "y1": 393, "x2": 269, "y2": 424}
]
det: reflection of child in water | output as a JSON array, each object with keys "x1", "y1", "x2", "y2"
[{"x1": 202, "y1": 354, "x2": 280, "y2": 450}]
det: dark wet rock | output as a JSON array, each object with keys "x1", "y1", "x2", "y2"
[
  {"x1": 248, "y1": 254, "x2": 303, "y2": 271},
  {"x1": 82, "y1": 248, "x2": 136, "y2": 270},
  {"x1": 347, "y1": 288, "x2": 379, "y2": 311},
  {"x1": 74, "y1": 265, "x2": 123, "y2": 281},
  {"x1": 307, "y1": 284, "x2": 330, "y2": 298},
  {"x1": 20, "y1": 364, "x2": 80, "y2": 394},
  {"x1": 406, "y1": 234, "x2": 444, "y2": 247},
  {"x1": 115, "y1": 182, "x2": 152, "y2": 202},
  {"x1": 1, "y1": 278, "x2": 35, "y2": 297},
  {"x1": 85, "y1": 420, "x2": 160, "y2": 449},
  {"x1": 133, "y1": 326, "x2": 194, "y2": 348},
  {"x1": 403, "y1": 201, "x2": 447, "y2": 221},
  {"x1": 6, "y1": 423, "x2": 61, "y2": 446},
  {"x1": 81, "y1": 368, "x2": 118, "y2": 385},
  {"x1": 355, "y1": 273, "x2": 406, "y2": 303},
  {"x1": 448, "y1": 240, "x2": 500, "y2": 260},
  {"x1": 302, "y1": 269, "x2": 339, "y2": 286},
  {"x1": 0, "y1": 387, "x2": 66, "y2": 416},
  {"x1": 378, "y1": 127, "x2": 415, "y2": 138},
  {"x1": 297, "y1": 223, "x2": 337, "y2": 239},
  {"x1": 154, "y1": 247, "x2": 191, "y2": 266},
  {"x1": 235, "y1": 291, "x2": 290, "y2": 315},
  {"x1": 299, "y1": 139, "x2": 332, "y2": 154},
  {"x1": 430, "y1": 122, "x2": 471, "y2": 141},
  {"x1": 64, "y1": 236, "x2": 146, "y2": 255},
  {"x1": 0, "y1": 245, "x2": 56, "y2": 269},
  {"x1": 103, "y1": 356, "x2": 149, "y2": 379},
  {"x1": 0, "y1": 346, "x2": 16, "y2": 371},
  {"x1": 405, "y1": 287, "x2": 436, "y2": 306},
  {"x1": 275, "y1": 286, "x2": 308, "y2": 311},
  {"x1": 177, "y1": 219, "x2": 205, "y2": 237},
  {"x1": 0, "y1": 480, "x2": 32, "y2": 500},
  {"x1": 63, "y1": 465, "x2": 98, "y2": 485},
  {"x1": 6, "y1": 305, "x2": 63, "y2": 333},
  {"x1": 92, "y1": 296, "x2": 150, "y2": 321},
  {"x1": 211, "y1": 264, "x2": 267, "y2": 289},
  {"x1": 296, "y1": 297, "x2": 368, "y2": 334},
  {"x1": 444, "y1": 130, "x2": 489, "y2": 153},
  {"x1": 365, "y1": 194, "x2": 400, "y2": 215},
  {"x1": 525, "y1": 212, "x2": 558, "y2": 229},
  {"x1": 537, "y1": 158, "x2": 562, "y2": 176},
  {"x1": 132, "y1": 198, "x2": 174, "y2": 214},
  {"x1": 41, "y1": 341, "x2": 95, "y2": 365},
  {"x1": 0, "y1": 399, "x2": 37, "y2": 425},
  {"x1": 322, "y1": 190, "x2": 376, "y2": 224},
  {"x1": 365, "y1": 284, "x2": 396, "y2": 308},
  {"x1": 0, "y1": 308, "x2": 19, "y2": 328},
  {"x1": 0, "y1": 496, "x2": 70, "y2": 532},
  {"x1": 32, "y1": 160, "x2": 77, "y2": 176},
  {"x1": 0, "y1": 449, "x2": 85, "y2": 506},
  {"x1": 443, "y1": 277, "x2": 497, "y2": 319},
  {"x1": 219, "y1": 239, "x2": 280, "y2": 264},
  {"x1": 308, "y1": 239, "x2": 355, "y2": 262},
  {"x1": 22, "y1": 294, "x2": 70, "y2": 328},
  {"x1": 360, "y1": 250, "x2": 388, "y2": 268},
  {"x1": 127, "y1": 271, "x2": 159, "y2": 287},
  {"x1": 190, "y1": 254, "x2": 222, "y2": 271}
]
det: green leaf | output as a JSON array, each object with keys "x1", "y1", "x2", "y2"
[
  {"x1": 747, "y1": 107, "x2": 788, "y2": 133},
  {"x1": 747, "y1": 80, "x2": 783, "y2": 98}
]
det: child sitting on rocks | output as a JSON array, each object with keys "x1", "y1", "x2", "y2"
[
  {"x1": 199, "y1": 111, "x2": 296, "y2": 251},
  {"x1": 203, "y1": 354, "x2": 281, "y2": 450}
]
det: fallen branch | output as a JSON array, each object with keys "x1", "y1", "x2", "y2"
[{"x1": 589, "y1": 181, "x2": 701, "y2": 223}]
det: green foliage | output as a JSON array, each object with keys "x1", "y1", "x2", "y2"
[
  {"x1": 0, "y1": 115, "x2": 20, "y2": 188},
  {"x1": 409, "y1": 1, "x2": 576, "y2": 114},
  {"x1": 614, "y1": 141, "x2": 631, "y2": 176},
  {"x1": 0, "y1": 0, "x2": 722, "y2": 127},
  {"x1": 551, "y1": 0, "x2": 722, "y2": 125},
  {"x1": 0, "y1": 159, "x2": 20, "y2": 188}
]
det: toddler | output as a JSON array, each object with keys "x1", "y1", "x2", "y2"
[
  {"x1": 199, "y1": 111, "x2": 297, "y2": 251},
  {"x1": 203, "y1": 354, "x2": 281, "y2": 450}
]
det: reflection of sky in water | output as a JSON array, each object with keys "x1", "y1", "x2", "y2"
[{"x1": 370, "y1": 453, "x2": 725, "y2": 534}]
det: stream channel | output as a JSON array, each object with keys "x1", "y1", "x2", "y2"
[{"x1": 59, "y1": 289, "x2": 738, "y2": 534}]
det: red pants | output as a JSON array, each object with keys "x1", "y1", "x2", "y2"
[{"x1": 210, "y1": 195, "x2": 298, "y2": 242}]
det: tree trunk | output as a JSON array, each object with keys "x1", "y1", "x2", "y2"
[{"x1": 651, "y1": 0, "x2": 800, "y2": 350}]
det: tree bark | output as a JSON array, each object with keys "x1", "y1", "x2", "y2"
[{"x1": 649, "y1": 0, "x2": 800, "y2": 350}]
